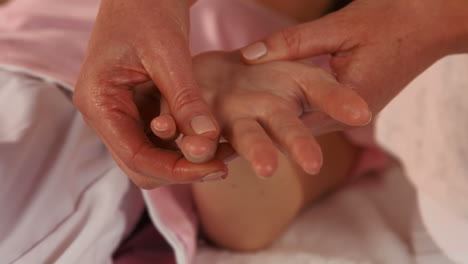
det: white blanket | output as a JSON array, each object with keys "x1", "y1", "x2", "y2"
[{"x1": 195, "y1": 164, "x2": 454, "y2": 264}]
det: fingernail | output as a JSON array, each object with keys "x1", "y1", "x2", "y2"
[
  {"x1": 191, "y1": 115, "x2": 216, "y2": 135},
  {"x1": 343, "y1": 104, "x2": 372, "y2": 126},
  {"x1": 241, "y1": 42, "x2": 267, "y2": 61},
  {"x1": 201, "y1": 171, "x2": 226, "y2": 182},
  {"x1": 363, "y1": 110, "x2": 373, "y2": 126},
  {"x1": 351, "y1": 107, "x2": 372, "y2": 126},
  {"x1": 304, "y1": 161, "x2": 321, "y2": 175},
  {"x1": 152, "y1": 120, "x2": 168, "y2": 132}
]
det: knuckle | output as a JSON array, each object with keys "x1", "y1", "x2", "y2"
[
  {"x1": 72, "y1": 90, "x2": 96, "y2": 124},
  {"x1": 171, "y1": 87, "x2": 204, "y2": 113},
  {"x1": 249, "y1": 142, "x2": 273, "y2": 155},
  {"x1": 171, "y1": 165, "x2": 199, "y2": 184},
  {"x1": 279, "y1": 28, "x2": 302, "y2": 58},
  {"x1": 279, "y1": 124, "x2": 304, "y2": 140}
]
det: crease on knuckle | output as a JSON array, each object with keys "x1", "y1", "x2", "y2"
[
  {"x1": 171, "y1": 161, "x2": 196, "y2": 184},
  {"x1": 280, "y1": 28, "x2": 302, "y2": 59},
  {"x1": 171, "y1": 88, "x2": 202, "y2": 113},
  {"x1": 249, "y1": 141, "x2": 274, "y2": 157},
  {"x1": 278, "y1": 123, "x2": 304, "y2": 142},
  {"x1": 127, "y1": 140, "x2": 147, "y2": 173}
]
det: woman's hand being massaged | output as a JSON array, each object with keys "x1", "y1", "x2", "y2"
[{"x1": 152, "y1": 51, "x2": 371, "y2": 178}]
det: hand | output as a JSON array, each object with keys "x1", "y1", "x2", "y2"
[
  {"x1": 240, "y1": 0, "x2": 468, "y2": 133},
  {"x1": 152, "y1": 51, "x2": 369, "y2": 177},
  {"x1": 74, "y1": 0, "x2": 225, "y2": 189}
]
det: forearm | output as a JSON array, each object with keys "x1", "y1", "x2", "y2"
[
  {"x1": 440, "y1": 0, "x2": 468, "y2": 54},
  {"x1": 416, "y1": 0, "x2": 468, "y2": 55},
  {"x1": 192, "y1": 132, "x2": 358, "y2": 251}
]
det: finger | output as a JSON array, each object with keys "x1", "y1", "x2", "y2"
[
  {"x1": 182, "y1": 142, "x2": 236, "y2": 183},
  {"x1": 226, "y1": 118, "x2": 278, "y2": 178},
  {"x1": 151, "y1": 114, "x2": 178, "y2": 140},
  {"x1": 285, "y1": 62, "x2": 372, "y2": 126},
  {"x1": 260, "y1": 110, "x2": 323, "y2": 174},
  {"x1": 179, "y1": 135, "x2": 218, "y2": 164},
  {"x1": 75, "y1": 84, "x2": 227, "y2": 188},
  {"x1": 151, "y1": 98, "x2": 179, "y2": 140},
  {"x1": 140, "y1": 29, "x2": 220, "y2": 162},
  {"x1": 240, "y1": 12, "x2": 350, "y2": 63},
  {"x1": 299, "y1": 111, "x2": 343, "y2": 135}
]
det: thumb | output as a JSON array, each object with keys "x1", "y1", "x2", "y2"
[
  {"x1": 240, "y1": 12, "x2": 350, "y2": 64},
  {"x1": 141, "y1": 31, "x2": 220, "y2": 163}
]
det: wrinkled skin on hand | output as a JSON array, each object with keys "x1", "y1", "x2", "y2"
[{"x1": 73, "y1": 0, "x2": 225, "y2": 189}]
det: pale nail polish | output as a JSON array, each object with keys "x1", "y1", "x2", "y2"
[
  {"x1": 201, "y1": 171, "x2": 226, "y2": 182},
  {"x1": 191, "y1": 115, "x2": 216, "y2": 135},
  {"x1": 241, "y1": 42, "x2": 267, "y2": 61}
]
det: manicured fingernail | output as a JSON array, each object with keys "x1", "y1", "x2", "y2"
[
  {"x1": 241, "y1": 42, "x2": 267, "y2": 61},
  {"x1": 201, "y1": 171, "x2": 226, "y2": 182},
  {"x1": 191, "y1": 115, "x2": 216, "y2": 135}
]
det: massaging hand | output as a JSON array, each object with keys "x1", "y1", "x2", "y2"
[
  {"x1": 74, "y1": 0, "x2": 226, "y2": 189},
  {"x1": 153, "y1": 51, "x2": 370, "y2": 178},
  {"x1": 241, "y1": 0, "x2": 468, "y2": 134}
]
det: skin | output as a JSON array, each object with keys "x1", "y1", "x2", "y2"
[
  {"x1": 185, "y1": 51, "x2": 360, "y2": 251},
  {"x1": 242, "y1": 0, "x2": 468, "y2": 134},
  {"x1": 74, "y1": 0, "x2": 226, "y2": 188},
  {"x1": 254, "y1": 0, "x2": 332, "y2": 22},
  {"x1": 194, "y1": 132, "x2": 357, "y2": 251},
  {"x1": 154, "y1": 51, "x2": 370, "y2": 178},
  {"x1": 148, "y1": 0, "x2": 365, "y2": 251}
]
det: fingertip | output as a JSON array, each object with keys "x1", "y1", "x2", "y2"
[
  {"x1": 254, "y1": 163, "x2": 276, "y2": 179},
  {"x1": 302, "y1": 155, "x2": 323, "y2": 175},
  {"x1": 151, "y1": 114, "x2": 177, "y2": 139},
  {"x1": 293, "y1": 140, "x2": 323, "y2": 175},
  {"x1": 241, "y1": 42, "x2": 268, "y2": 63},
  {"x1": 172, "y1": 158, "x2": 229, "y2": 183},
  {"x1": 341, "y1": 101, "x2": 373, "y2": 126},
  {"x1": 251, "y1": 152, "x2": 278, "y2": 179},
  {"x1": 324, "y1": 87, "x2": 372, "y2": 127},
  {"x1": 180, "y1": 135, "x2": 217, "y2": 164}
]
